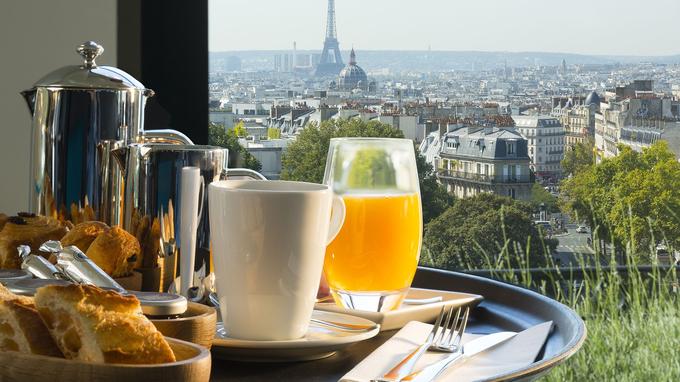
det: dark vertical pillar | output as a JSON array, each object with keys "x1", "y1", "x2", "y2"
[{"x1": 117, "y1": 0, "x2": 209, "y2": 144}]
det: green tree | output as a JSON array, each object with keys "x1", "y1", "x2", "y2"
[
  {"x1": 281, "y1": 119, "x2": 405, "y2": 183},
  {"x1": 232, "y1": 121, "x2": 247, "y2": 138},
  {"x1": 208, "y1": 123, "x2": 262, "y2": 171},
  {"x1": 530, "y1": 182, "x2": 559, "y2": 213},
  {"x1": 422, "y1": 193, "x2": 556, "y2": 270},
  {"x1": 560, "y1": 141, "x2": 680, "y2": 257},
  {"x1": 416, "y1": 151, "x2": 455, "y2": 224},
  {"x1": 281, "y1": 119, "x2": 454, "y2": 223},
  {"x1": 561, "y1": 138, "x2": 594, "y2": 176},
  {"x1": 346, "y1": 148, "x2": 397, "y2": 189},
  {"x1": 267, "y1": 127, "x2": 281, "y2": 140}
]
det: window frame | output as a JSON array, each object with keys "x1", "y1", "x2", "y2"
[{"x1": 117, "y1": 0, "x2": 209, "y2": 144}]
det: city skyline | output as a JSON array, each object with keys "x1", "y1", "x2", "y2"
[{"x1": 209, "y1": 0, "x2": 680, "y2": 56}]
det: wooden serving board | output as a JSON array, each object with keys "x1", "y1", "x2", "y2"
[
  {"x1": 151, "y1": 302, "x2": 217, "y2": 348},
  {"x1": 0, "y1": 337, "x2": 211, "y2": 382}
]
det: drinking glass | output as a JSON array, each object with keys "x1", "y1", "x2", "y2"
[{"x1": 323, "y1": 138, "x2": 422, "y2": 311}]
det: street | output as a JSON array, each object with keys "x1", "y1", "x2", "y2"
[{"x1": 554, "y1": 224, "x2": 594, "y2": 266}]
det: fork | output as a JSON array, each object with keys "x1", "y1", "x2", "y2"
[{"x1": 371, "y1": 306, "x2": 470, "y2": 382}]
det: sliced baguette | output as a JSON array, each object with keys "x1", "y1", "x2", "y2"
[
  {"x1": 33, "y1": 284, "x2": 175, "y2": 364},
  {"x1": 0, "y1": 283, "x2": 63, "y2": 357}
]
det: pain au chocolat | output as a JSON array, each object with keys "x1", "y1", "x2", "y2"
[
  {"x1": 0, "y1": 213, "x2": 69, "y2": 269},
  {"x1": 85, "y1": 226, "x2": 141, "y2": 277},
  {"x1": 33, "y1": 284, "x2": 175, "y2": 364},
  {"x1": 60, "y1": 220, "x2": 110, "y2": 254}
]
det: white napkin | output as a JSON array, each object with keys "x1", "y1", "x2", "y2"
[{"x1": 341, "y1": 321, "x2": 553, "y2": 382}]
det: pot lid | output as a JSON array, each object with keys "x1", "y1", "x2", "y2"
[{"x1": 31, "y1": 41, "x2": 152, "y2": 93}]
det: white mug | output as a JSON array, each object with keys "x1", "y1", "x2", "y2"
[{"x1": 208, "y1": 180, "x2": 345, "y2": 340}]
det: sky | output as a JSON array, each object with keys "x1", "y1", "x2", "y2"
[{"x1": 209, "y1": 0, "x2": 680, "y2": 56}]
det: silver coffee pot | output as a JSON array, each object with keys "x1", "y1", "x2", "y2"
[{"x1": 21, "y1": 41, "x2": 191, "y2": 225}]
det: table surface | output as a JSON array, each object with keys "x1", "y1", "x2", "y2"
[{"x1": 210, "y1": 268, "x2": 586, "y2": 381}]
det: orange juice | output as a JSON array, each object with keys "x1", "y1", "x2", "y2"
[{"x1": 323, "y1": 192, "x2": 422, "y2": 293}]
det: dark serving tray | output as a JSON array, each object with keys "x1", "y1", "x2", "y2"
[{"x1": 211, "y1": 267, "x2": 586, "y2": 381}]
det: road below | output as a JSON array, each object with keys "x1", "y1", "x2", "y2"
[{"x1": 554, "y1": 224, "x2": 594, "y2": 266}]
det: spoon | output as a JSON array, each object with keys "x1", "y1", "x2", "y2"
[
  {"x1": 208, "y1": 292, "x2": 376, "y2": 332},
  {"x1": 315, "y1": 295, "x2": 443, "y2": 305}
]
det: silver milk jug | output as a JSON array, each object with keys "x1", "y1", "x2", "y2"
[{"x1": 112, "y1": 144, "x2": 265, "y2": 292}]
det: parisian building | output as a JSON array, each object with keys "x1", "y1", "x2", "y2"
[
  {"x1": 426, "y1": 126, "x2": 533, "y2": 200},
  {"x1": 594, "y1": 80, "x2": 680, "y2": 161},
  {"x1": 551, "y1": 91, "x2": 600, "y2": 147},
  {"x1": 512, "y1": 115, "x2": 566, "y2": 179}
]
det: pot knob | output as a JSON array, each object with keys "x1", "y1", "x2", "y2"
[{"x1": 76, "y1": 41, "x2": 104, "y2": 69}]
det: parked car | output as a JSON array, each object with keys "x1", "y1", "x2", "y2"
[
  {"x1": 576, "y1": 225, "x2": 588, "y2": 233},
  {"x1": 534, "y1": 220, "x2": 552, "y2": 235}
]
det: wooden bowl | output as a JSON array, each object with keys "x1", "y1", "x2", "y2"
[
  {"x1": 151, "y1": 302, "x2": 217, "y2": 349},
  {"x1": 0, "y1": 337, "x2": 211, "y2": 382}
]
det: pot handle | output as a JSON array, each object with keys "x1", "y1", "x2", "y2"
[
  {"x1": 141, "y1": 129, "x2": 194, "y2": 145},
  {"x1": 220, "y1": 168, "x2": 267, "y2": 181}
]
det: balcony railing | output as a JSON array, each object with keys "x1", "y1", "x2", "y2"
[
  {"x1": 437, "y1": 170, "x2": 534, "y2": 184},
  {"x1": 537, "y1": 131, "x2": 565, "y2": 137}
]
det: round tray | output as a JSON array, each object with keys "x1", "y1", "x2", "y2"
[{"x1": 210, "y1": 267, "x2": 586, "y2": 381}]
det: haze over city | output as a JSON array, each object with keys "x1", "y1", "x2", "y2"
[{"x1": 209, "y1": 0, "x2": 680, "y2": 56}]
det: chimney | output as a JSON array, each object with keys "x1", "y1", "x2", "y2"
[{"x1": 438, "y1": 122, "x2": 447, "y2": 137}]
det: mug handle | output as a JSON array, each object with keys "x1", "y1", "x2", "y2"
[
  {"x1": 221, "y1": 168, "x2": 267, "y2": 180},
  {"x1": 326, "y1": 195, "x2": 346, "y2": 245}
]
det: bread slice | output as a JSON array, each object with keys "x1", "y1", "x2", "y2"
[
  {"x1": 0, "y1": 283, "x2": 63, "y2": 357},
  {"x1": 33, "y1": 284, "x2": 175, "y2": 364}
]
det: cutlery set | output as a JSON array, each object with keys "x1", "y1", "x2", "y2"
[{"x1": 373, "y1": 307, "x2": 516, "y2": 382}]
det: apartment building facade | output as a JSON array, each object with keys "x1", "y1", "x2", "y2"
[
  {"x1": 433, "y1": 126, "x2": 533, "y2": 200},
  {"x1": 512, "y1": 115, "x2": 566, "y2": 179}
]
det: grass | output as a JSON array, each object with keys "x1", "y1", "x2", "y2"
[{"x1": 423, "y1": 224, "x2": 680, "y2": 381}]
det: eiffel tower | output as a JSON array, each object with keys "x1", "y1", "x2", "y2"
[{"x1": 315, "y1": 0, "x2": 344, "y2": 77}]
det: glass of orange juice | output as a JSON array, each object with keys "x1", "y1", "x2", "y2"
[{"x1": 323, "y1": 138, "x2": 422, "y2": 311}]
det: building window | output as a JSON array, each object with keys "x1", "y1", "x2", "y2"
[
  {"x1": 508, "y1": 188, "x2": 516, "y2": 199},
  {"x1": 506, "y1": 142, "x2": 516, "y2": 155}
]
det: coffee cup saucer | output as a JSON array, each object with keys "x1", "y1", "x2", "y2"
[{"x1": 211, "y1": 310, "x2": 380, "y2": 362}]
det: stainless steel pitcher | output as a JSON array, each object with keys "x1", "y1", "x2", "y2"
[
  {"x1": 112, "y1": 144, "x2": 265, "y2": 292},
  {"x1": 21, "y1": 41, "x2": 191, "y2": 225}
]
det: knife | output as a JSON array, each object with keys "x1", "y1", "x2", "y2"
[{"x1": 401, "y1": 331, "x2": 517, "y2": 382}]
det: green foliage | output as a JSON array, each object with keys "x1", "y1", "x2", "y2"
[
  {"x1": 416, "y1": 151, "x2": 455, "y2": 224},
  {"x1": 346, "y1": 149, "x2": 397, "y2": 189},
  {"x1": 560, "y1": 141, "x2": 680, "y2": 257},
  {"x1": 281, "y1": 119, "x2": 405, "y2": 183},
  {"x1": 470, "y1": 224, "x2": 680, "y2": 382},
  {"x1": 529, "y1": 182, "x2": 559, "y2": 213},
  {"x1": 422, "y1": 198, "x2": 680, "y2": 380},
  {"x1": 208, "y1": 123, "x2": 262, "y2": 171},
  {"x1": 561, "y1": 137, "x2": 595, "y2": 176},
  {"x1": 267, "y1": 127, "x2": 281, "y2": 140},
  {"x1": 232, "y1": 121, "x2": 247, "y2": 138},
  {"x1": 280, "y1": 119, "x2": 454, "y2": 223},
  {"x1": 422, "y1": 193, "x2": 556, "y2": 270}
]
